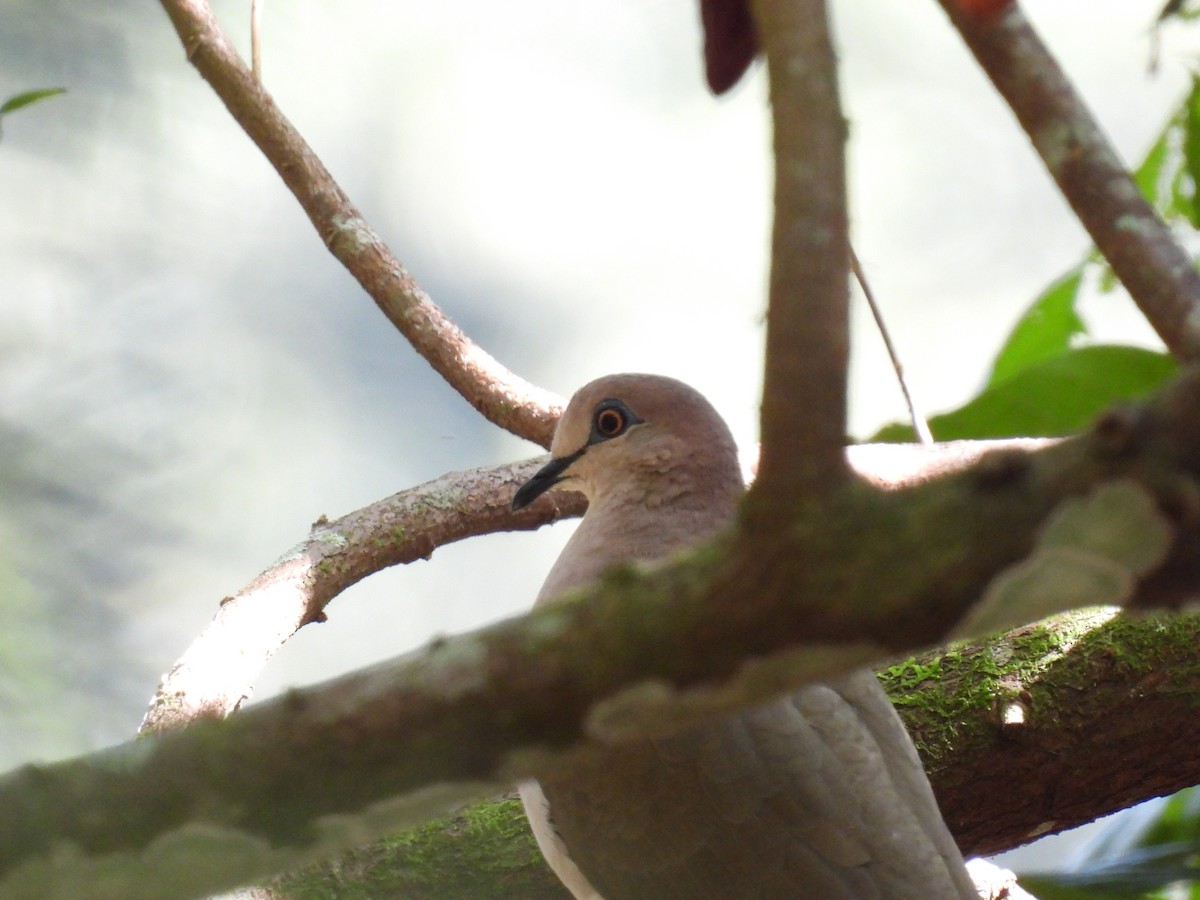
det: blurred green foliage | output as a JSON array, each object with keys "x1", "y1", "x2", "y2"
[
  {"x1": 871, "y1": 77, "x2": 1200, "y2": 446},
  {"x1": 0, "y1": 86, "x2": 64, "y2": 139},
  {"x1": 868, "y1": 54, "x2": 1200, "y2": 900},
  {"x1": 1021, "y1": 788, "x2": 1200, "y2": 898},
  {"x1": 0, "y1": 538, "x2": 78, "y2": 755}
]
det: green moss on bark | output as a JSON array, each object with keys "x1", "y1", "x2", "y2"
[{"x1": 275, "y1": 796, "x2": 568, "y2": 900}]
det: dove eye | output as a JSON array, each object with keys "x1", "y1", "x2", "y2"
[
  {"x1": 595, "y1": 406, "x2": 627, "y2": 437},
  {"x1": 591, "y1": 400, "x2": 641, "y2": 441}
]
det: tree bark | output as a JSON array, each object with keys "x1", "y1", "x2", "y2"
[
  {"x1": 6, "y1": 379, "x2": 1200, "y2": 898},
  {"x1": 270, "y1": 608, "x2": 1200, "y2": 898},
  {"x1": 750, "y1": 0, "x2": 852, "y2": 514}
]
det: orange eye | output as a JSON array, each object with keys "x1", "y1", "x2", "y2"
[
  {"x1": 595, "y1": 407, "x2": 626, "y2": 437},
  {"x1": 589, "y1": 399, "x2": 642, "y2": 442}
]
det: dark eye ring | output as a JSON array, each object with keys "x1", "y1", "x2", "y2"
[{"x1": 595, "y1": 406, "x2": 627, "y2": 437}]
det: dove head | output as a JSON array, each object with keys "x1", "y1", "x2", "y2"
[{"x1": 512, "y1": 374, "x2": 743, "y2": 514}]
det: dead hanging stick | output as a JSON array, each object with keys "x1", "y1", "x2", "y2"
[
  {"x1": 250, "y1": 0, "x2": 263, "y2": 81},
  {"x1": 851, "y1": 246, "x2": 934, "y2": 444}
]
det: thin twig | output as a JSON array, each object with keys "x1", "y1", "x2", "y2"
[
  {"x1": 250, "y1": 0, "x2": 262, "y2": 81},
  {"x1": 157, "y1": 0, "x2": 563, "y2": 447},
  {"x1": 851, "y1": 247, "x2": 934, "y2": 445},
  {"x1": 937, "y1": 0, "x2": 1200, "y2": 361}
]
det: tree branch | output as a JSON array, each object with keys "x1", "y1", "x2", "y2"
[
  {"x1": 749, "y1": 0, "x2": 851, "y2": 514},
  {"x1": 112, "y1": 10, "x2": 1200, "y2": 900},
  {"x1": 141, "y1": 438, "x2": 1048, "y2": 738},
  {"x1": 9, "y1": 601, "x2": 1199, "y2": 899},
  {"x1": 937, "y1": 0, "x2": 1200, "y2": 361},
  {"x1": 908, "y1": 608, "x2": 1200, "y2": 856},
  {"x1": 277, "y1": 609, "x2": 1200, "y2": 897},
  {"x1": 140, "y1": 459, "x2": 585, "y2": 733},
  {"x1": 156, "y1": 0, "x2": 562, "y2": 446}
]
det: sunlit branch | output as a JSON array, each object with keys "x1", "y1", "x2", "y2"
[{"x1": 157, "y1": 0, "x2": 563, "y2": 446}]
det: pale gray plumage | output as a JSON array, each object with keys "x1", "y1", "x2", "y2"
[{"x1": 514, "y1": 374, "x2": 977, "y2": 900}]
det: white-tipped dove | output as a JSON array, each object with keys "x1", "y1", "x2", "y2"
[{"x1": 511, "y1": 373, "x2": 977, "y2": 900}]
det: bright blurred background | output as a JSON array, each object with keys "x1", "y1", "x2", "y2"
[{"x1": 2, "y1": 0, "x2": 1198, "y2": 884}]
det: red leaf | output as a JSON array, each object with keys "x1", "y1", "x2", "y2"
[{"x1": 700, "y1": 0, "x2": 758, "y2": 94}]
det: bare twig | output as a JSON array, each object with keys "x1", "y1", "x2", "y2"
[
  {"x1": 250, "y1": 0, "x2": 262, "y2": 81},
  {"x1": 749, "y1": 0, "x2": 851, "y2": 514},
  {"x1": 851, "y1": 246, "x2": 934, "y2": 445},
  {"x1": 937, "y1": 0, "x2": 1200, "y2": 361},
  {"x1": 157, "y1": 0, "x2": 563, "y2": 447},
  {"x1": 140, "y1": 458, "x2": 585, "y2": 733}
]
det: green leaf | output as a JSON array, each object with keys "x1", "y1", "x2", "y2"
[
  {"x1": 0, "y1": 87, "x2": 66, "y2": 116},
  {"x1": 1124, "y1": 75, "x2": 1198, "y2": 236},
  {"x1": 1141, "y1": 787, "x2": 1200, "y2": 846},
  {"x1": 1023, "y1": 840, "x2": 1200, "y2": 894},
  {"x1": 1018, "y1": 786, "x2": 1200, "y2": 897},
  {"x1": 1158, "y1": 0, "x2": 1200, "y2": 24},
  {"x1": 1183, "y1": 76, "x2": 1200, "y2": 228},
  {"x1": 871, "y1": 345, "x2": 1177, "y2": 442},
  {"x1": 987, "y1": 267, "x2": 1086, "y2": 387},
  {"x1": 1134, "y1": 121, "x2": 1172, "y2": 208}
]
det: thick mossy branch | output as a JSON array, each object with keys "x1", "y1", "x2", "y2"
[
  {"x1": 913, "y1": 608, "x2": 1200, "y2": 856},
  {"x1": 276, "y1": 608, "x2": 1200, "y2": 897},
  {"x1": 5, "y1": 371, "x2": 1200, "y2": 898},
  {"x1": 274, "y1": 797, "x2": 570, "y2": 900},
  {"x1": 719, "y1": 372, "x2": 1200, "y2": 657}
]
